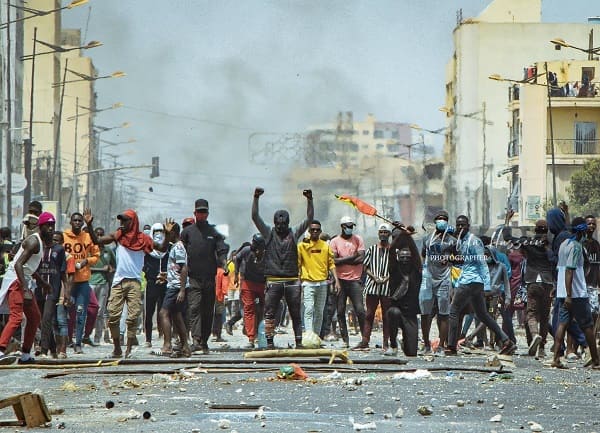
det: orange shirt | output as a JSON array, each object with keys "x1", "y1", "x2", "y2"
[
  {"x1": 63, "y1": 230, "x2": 100, "y2": 283},
  {"x1": 215, "y1": 267, "x2": 229, "y2": 303}
]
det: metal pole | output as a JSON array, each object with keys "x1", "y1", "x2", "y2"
[
  {"x1": 73, "y1": 97, "x2": 79, "y2": 213},
  {"x1": 52, "y1": 58, "x2": 68, "y2": 219},
  {"x1": 545, "y1": 63, "x2": 557, "y2": 206},
  {"x1": 5, "y1": 0, "x2": 12, "y2": 229},
  {"x1": 481, "y1": 101, "x2": 488, "y2": 229},
  {"x1": 24, "y1": 26, "x2": 36, "y2": 212}
]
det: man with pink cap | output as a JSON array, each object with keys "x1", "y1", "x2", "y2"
[{"x1": 0, "y1": 212, "x2": 55, "y2": 364}]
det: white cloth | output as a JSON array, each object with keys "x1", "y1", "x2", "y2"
[{"x1": 0, "y1": 233, "x2": 43, "y2": 312}]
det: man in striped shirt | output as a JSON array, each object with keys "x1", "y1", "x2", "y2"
[
  {"x1": 298, "y1": 220, "x2": 340, "y2": 335},
  {"x1": 356, "y1": 224, "x2": 392, "y2": 350}
]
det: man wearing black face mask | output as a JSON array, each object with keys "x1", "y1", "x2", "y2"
[
  {"x1": 503, "y1": 210, "x2": 554, "y2": 358},
  {"x1": 180, "y1": 199, "x2": 229, "y2": 354},
  {"x1": 252, "y1": 187, "x2": 314, "y2": 349},
  {"x1": 330, "y1": 216, "x2": 367, "y2": 349}
]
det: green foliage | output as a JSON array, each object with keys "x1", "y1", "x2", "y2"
[{"x1": 569, "y1": 159, "x2": 600, "y2": 216}]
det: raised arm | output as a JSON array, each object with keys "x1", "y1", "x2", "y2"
[
  {"x1": 293, "y1": 189, "x2": 314, "y2": 239},
  {"x1": 251, "y1": 187, "x2": 270, "y2": 237},
  {"x1": 84, "y1": 208, "x2": 118, "y2": 245}
]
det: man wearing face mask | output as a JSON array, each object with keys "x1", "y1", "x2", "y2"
[
  {"x1": 385, "y1": 232, "x2": 422, "y2": 356},
  {"x1": 446, "y1": 215, "x2": 516, "y2": 356},
  {"x1": 252, "y1": 187, "x2": 314, "y2": 349},
  {"x1": 420, "y1": 210, "x2": 455, "y2": 355},
  {"x1": 357, "y1": 223, "x2": 393, "y2": 351},
  {"x1": 503, "y1": 210, "x2": 555, "y2": 357},
  {"x1": 181, "y1": 199, "x2": 229, "y2": 355},
  {"x1": 582, "y1": 215, "x2": 600, "y2": 341},
  {"x1": 330, "y1": 216, "x2": 367, "y2": 349},
  {"x1": 142, "y1": 223, "x2": 169, "y2": 348}
]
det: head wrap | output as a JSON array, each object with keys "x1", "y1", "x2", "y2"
[{"x1": 114, "y1": 209, "x2": 153, "y2": 252}]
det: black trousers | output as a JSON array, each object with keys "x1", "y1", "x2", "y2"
[
  {"x1": 387, "y1": 305, "x2": 418, "y2": 356},
  {"x1": 320, "y1": 287, "x2": 338, "y2": 338},
  {"x1": 187, "y1": 277, "x2": 216, "y2": 346},
  {"x1": 264, "y1": 280, "x2": 302, "y2": 339},
  {"x1": 144, "y1": 282, "x2": 166, "y2": 342},
  {"x1": 40, "y1": 296, "x2": 57, "y2": 354},
  {"x1": 336, "y1": 279, "x2": 366, "y2": 343}
]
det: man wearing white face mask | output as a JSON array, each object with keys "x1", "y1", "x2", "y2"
[
  {"x1": 142, "y1": 223, "x2": 169, "y2": 348},
  {"x1": 420, "y1": 210, "x2": 455, "y2": 355},
  {"x1": 330, "y1": 216, "x2": 366, "y2": 348}
]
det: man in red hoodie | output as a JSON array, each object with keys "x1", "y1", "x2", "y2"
[{"x1": 85, "y1": 208, "x2": 157, "y2": 358}]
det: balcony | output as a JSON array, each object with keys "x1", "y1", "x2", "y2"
[{"x1": 546, "y1": 139, "x2": 600, "y2": 155}]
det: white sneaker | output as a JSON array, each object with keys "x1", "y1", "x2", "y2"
[
  {"x1": 383, "y1": 347, "x2": 398, "y2": 356},
  {"x1": 528, "y1": 335, "x2": 542, "y2": 356}
]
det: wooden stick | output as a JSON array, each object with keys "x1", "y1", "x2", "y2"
[{"x1": 244, "y1": 348, "x2": 352, "y2": 364}]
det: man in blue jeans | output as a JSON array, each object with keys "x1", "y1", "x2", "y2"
[{"x1": 446, "y1": 215, "x2": 516, "y2": 356}]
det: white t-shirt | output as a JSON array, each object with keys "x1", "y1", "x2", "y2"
[
  {"x1": 113, "y1": 244, "x2": 145, "y2": 286},
  {"x1": 556, "y1": 238, "x2": 587, "y2": 298}
]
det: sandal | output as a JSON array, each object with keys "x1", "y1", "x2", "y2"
[{"x1": 150, "y1": 349, "x2": 173, "y2": 357}]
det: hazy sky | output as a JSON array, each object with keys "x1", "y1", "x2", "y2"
[{"x1": 62, "y1": 0, "x2": 597, "y2": 241}]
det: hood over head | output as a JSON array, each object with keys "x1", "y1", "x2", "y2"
[{"x1": 547, "y1": 207, "x2": 567, "y2": 235}]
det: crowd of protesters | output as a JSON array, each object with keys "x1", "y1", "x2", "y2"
[{"x1": 0, "y1": 194, "x2": 598, "y2": 370}]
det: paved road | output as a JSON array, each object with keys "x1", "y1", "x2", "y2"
[{"x1": 0, "y1": 326, "x2": 599, "y2": 432}]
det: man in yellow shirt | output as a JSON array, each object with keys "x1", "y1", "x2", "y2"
[{"x1": 298, "y1": 220, "x2": 340, "y2": 335}]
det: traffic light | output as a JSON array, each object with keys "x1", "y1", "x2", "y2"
[{"x1": 150, "y1": 156, "x2": 159, "y2": 178}]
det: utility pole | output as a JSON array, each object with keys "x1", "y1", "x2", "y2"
[
  {"x1": 5, "y1": 0, "x2": 13, "y2": 229},
  {"x1": 481, "y1": 101, "x2": 489, "y2": 230},
  {"x1": 24, "y1": 27, "x2": 37, "y2": 212},
  {"x1": 72, "y1": 97, "x2": 79, "y2": 213}
]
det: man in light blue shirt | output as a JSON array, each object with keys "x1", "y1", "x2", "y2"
[
  {"x1": 446, "y1": 215, "x2": 516, "y2": 356},
  {"x1": 552, "y1": 216, "x2": 600, "y2": 369}
]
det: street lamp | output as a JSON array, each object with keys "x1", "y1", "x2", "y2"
[
  {"x1": 21, "y1": 39, "x2": 102, "y2": 61},
  {"x1": 551, "y1": 30, "x2": 600, "y2": 59},
  {"x1": 489, "y1": 68, "x2": 557, "y2": 207},
  {"x1": 52, "y1": 70, "x2": 126, "y2": 88},
  {"x1": 0, "y1": 0, "x2": 88, "y2": 29},
  {"x1": 440, "y1": 103, "x2": 493, "y2": 229},
  {"x1": 99, "y1": 138, "x2": 136, "y2": 146},
  {"x1": 409, "y1": 123, "x2": 447, "y2": 135},
  {"x1": 66, "y1": 102, "x2": 122, "y2": 122}
]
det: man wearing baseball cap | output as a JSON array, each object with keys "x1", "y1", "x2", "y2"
[
  {"x1": 330, "y1": 215, "x2": 366, "y2": 348},
  {"x1": 181, "y1": 198, "x2": 229, "y2": 354},
  {"x1": 0, "y1": 212, "x2": 56, "y2": 364}
]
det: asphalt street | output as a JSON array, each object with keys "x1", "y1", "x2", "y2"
[{"x1": 0, "y1": 326, "x2": 599, "y2": 433}]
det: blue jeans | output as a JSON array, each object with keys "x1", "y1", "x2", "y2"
[
  {"x1": 302, "y1": 281, "x2": 328, "y2": 334},
  {"x1": 71, "y1": 281, "x2": 91, "y2": 346},
  {"x1": 56, "y1": 304, "x2": 69, "y2": 337}
]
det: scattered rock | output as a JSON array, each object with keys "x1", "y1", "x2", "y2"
[
  {"x1": 394, "y1": 407, "x2": 404, "y2": 418},
  {"x1": 313, "y1": 407, "x2": 320, "y2": 414},
  {"x1": 529, "y1": 421, "x2": 544, "y2": 432},
  {"x1": 169, "y1": 410, "x2": 179, "y2": 415},
  {"x1": 126, "y1": 409, "x2": 141, "y2": 420},
  {"x1": 134, "y1": 399, "x2": 147, "y2": 405},
  {"x1": 490, "y1": 414, "x2": 502, "y2": 423},
  {"x1": 477, "y1": 399, "x2": 485, "y2": 404},
  {"x1": 57, "y1": 422, "x2": 66, "y2": 429},
  {"x1": 363, "y1": 406, "x2": 375, "y2": 414},
  {"x1": 417, "y1": 406, "x2": 433, "y2": 416},
  {"x1": 498, "y1": 403, "x2": 505, "y2": 409},
  {"x1": 143, "y1": 411, "x2": 151, "y2": 420},
  {"x1": 366, "y1": 391, "x2": 374, "y2": 396},
  {"x1": 49, "y1": 407, "x2": 65, "y2": 415},
  {"x1": 218, "y1": 419, "x2": 231, "y2": 429},
  {"x1": 456, "y1": 400, "x2": 465, "y2": 407},
  {"x1": 384, "y1": 413, "x2": 392, "y2": 419},
  {"x1": 105, "y1": 401, "x2": 115, "y2": 409}
]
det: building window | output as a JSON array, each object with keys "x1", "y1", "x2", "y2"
[
  {"x1": 376, "y1": 143, "x2": 384, "y2": 149},
  {"x1": 391, "y1": 131, "x2": 399, "y2": 139},
  {"x1": 363, "y1": 130, "x2": 369, "y2": 135},
  {"x1": 575, "y1": 122, "x2": 596, "y2": 154},
  {"x1": 373, "y1": 130, "x2": 383, "y2": 138}
]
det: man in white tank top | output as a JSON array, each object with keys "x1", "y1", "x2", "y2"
[
  {"x1": 85, "y1": 208, "x2": 166, "y2": 359},
  {"x1": 0, "y1": 212, "x2": 56, "y2": 364}
]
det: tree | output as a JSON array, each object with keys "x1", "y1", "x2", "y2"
[{"x1": 569, "y1": 158, "x2": 600, "y2": 216}]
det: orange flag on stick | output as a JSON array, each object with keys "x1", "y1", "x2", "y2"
[{"x1": 335, "y1": 194, "x2": 378, "y2": 216}]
